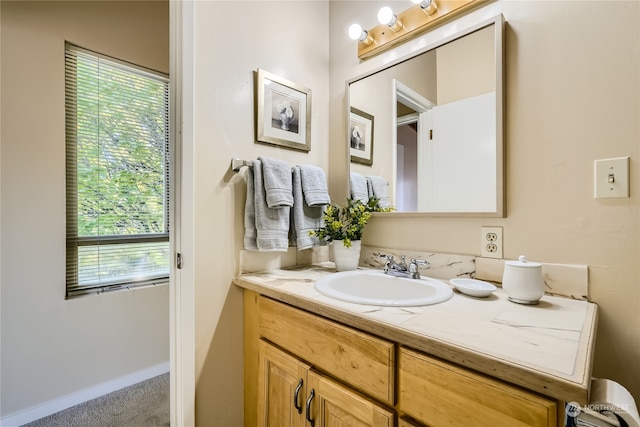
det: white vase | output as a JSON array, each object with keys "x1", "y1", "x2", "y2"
[{"x1": 332, "y1": 240, "x2": 361, "y2": 271}]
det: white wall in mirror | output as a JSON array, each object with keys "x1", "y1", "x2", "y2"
[{"x1": 426, "y1": 92, "x2": 496, "y2": 211}]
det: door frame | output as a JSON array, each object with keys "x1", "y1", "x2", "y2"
[
  {"x1": 169, "y1": 1, "x2": 195, "y2": 425},
  {"x1": 393, "y1": 79, "x2": 435, "y2": 210}
]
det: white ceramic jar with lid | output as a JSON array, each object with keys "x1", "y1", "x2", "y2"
[{"x1": 502, "y1": 255, "x2": 545, "y2": 304}]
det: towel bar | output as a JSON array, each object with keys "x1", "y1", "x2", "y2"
[{"x1": 231, "y1": 158, "x2": 253, "y2": 172}]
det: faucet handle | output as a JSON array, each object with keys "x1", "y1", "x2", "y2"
[
  {"x1": 409, "y1": 258, "x2": 428, "y2": 279},
  {"x1": 379, "y1": 254, "x2": 394, "y2": 265},
  {"x1": 379, "y1": 254, "x2": 393, "y2": 272}
]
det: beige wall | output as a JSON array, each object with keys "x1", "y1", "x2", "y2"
[
  {"x1": 437, "y1": 24, "x2": 494, "y2": 104},
  {"x1": 330, "y1": 0, "x2": 640, "y2": 402},
  {"x1": 189, "y1": 1, "x2": 329, "y2": 424},
  {"x1": 0, "y1": 0, "x2": 169, "y2": 418}
]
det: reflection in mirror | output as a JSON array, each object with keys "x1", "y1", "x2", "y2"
[{"x1": 347, "y1": 15, "x2": 504, "y2": 217}]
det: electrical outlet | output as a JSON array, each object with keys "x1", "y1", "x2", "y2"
[{"x1": 481, "y1": 226, "x2": 503, "y2": 259}]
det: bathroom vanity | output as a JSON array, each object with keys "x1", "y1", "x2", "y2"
[{"x1": 235, "y1": 263, "x2": 597, "y2": 426}]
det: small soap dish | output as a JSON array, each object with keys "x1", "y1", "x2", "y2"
[{"x1": 450, "y1": 278, "x2": 497, "y2": 298}]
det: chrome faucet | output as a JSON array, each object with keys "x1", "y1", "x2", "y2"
[{"x1": 381, "y1": 255, "x2": 429, "y2": 279}]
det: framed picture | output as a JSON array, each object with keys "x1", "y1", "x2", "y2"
[
  {"x1": 255, "y1": 69, "x2": 311, "y2": 152},
  {"x1": 349, "y1": 107, "x2": 374, "y2": 165}
]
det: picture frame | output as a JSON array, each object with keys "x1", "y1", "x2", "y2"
[
  {"x1": 349, "y1": 107, "x2": 374, "y2": 165},
  {"x1": 255, "y1": 69, "x2": 311, "y2": 152}
]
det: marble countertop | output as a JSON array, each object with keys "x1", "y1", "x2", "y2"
[{"x1": 234, "y1": 262, "x2": 598, "y2": 404}]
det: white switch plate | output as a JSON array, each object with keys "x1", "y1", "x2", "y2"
[
  {"x1": 481, "y1": 226, "x2": 503, "y2": 259},
  {"x1": 594, "y1": 157, "x2": 629, "y2": 199}
]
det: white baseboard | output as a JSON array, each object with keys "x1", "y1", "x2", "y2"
[{"x1": 1, "y1": 361, "x2": 169, "y2": 427}]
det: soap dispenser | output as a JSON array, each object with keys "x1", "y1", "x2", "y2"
[{"x1": 502, "y1": 255, "x2": 545, "y2": 304}]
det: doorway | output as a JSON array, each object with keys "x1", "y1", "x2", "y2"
[{"x1": 393, "y1": 79, "x2": 435, "y2": 212}]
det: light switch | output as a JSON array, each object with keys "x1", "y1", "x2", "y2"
[{"x1": 594, "y1": 157, "x2": 629, "y2": 199}]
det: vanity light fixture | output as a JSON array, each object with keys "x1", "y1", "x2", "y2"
[
  {"x1": 412, "y1": 0, "x2": 438, "y2": 15},
  {"x1": 377, "y1": 6, "x2": 403, "y2": 32},
  {"x1": 348, "y1": 23, "x2": 373, "y2": 46},
  {"x1": 350, "y1": 0, "x2": 483, "y2": 60}
]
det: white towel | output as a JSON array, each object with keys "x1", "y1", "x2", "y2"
[
  {"x1": 243, "y1": 166, "x2": 258, "y2": 250},
  {"x1": 292, "y1": 167, "x2": 323, "y2": 250},
  {"x1": 258, "y1": 156, "x2": 293, "y2": 208},
  {"x1": 298, "y1": 165, "x2": 330, "y2": 207},
  {"x1": 254, "y1": 159, "x2": 290, "y2": 251},
  {"x1": 368, "y1": 175, "x2": 390, "y2": 208},
  {"x1": 349, "y1": 172, "x2": 368, "y2": 203}
]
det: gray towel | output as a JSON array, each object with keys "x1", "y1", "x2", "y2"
[
  {"x1": 292, "y1": 167, "x2": 323, "y2": 250},
  {"x1": 349, "y1": 172, "x2": 368, "y2": 203},
  {"x1": 254, "y1": 159, "x2": 290, "y2": 251},
  {"x1": 258, "y1": 156, "x2": 293, "y2": 208},
  {"x1": 243, "y1": 166, "x2": 258, "y2": 250},
  {"x1": 366, "y1": 177, "x2": 374, "y2": 199},
  {"x1": 368, "y1": 175, "x2": 391, "y2": 208},
  {"x1": 298, "y1": 165, "x2": 330, "y2": 207}
]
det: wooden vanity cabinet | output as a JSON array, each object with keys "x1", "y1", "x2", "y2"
[{"x1": 245, "y1": 291, "x2": 561, "y2": 427}]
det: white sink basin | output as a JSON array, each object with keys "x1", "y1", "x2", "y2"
[{"x1": 315, "y1": 270, "x2": 454, "y2": 307}]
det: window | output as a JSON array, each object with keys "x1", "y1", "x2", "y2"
[{"x1": 65, "y1": 44, "x2": 170, "y2": 297}]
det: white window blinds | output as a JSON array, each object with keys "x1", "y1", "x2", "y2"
[{"x1": 65, "y1": 44, "x2": 170, "y2": 297}]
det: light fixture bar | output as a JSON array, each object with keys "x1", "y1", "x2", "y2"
[{"x1": 357, "y1": 0, "x2": 484, "y2": 59}]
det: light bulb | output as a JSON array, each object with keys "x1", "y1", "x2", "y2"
[
  {"x1": 348, "y1": 23, "x2": 363, "y2": 40},
  {"x1": 377, "y1": 6, "x2": 395, "y2": 26},
  {"x1": 348, "y1": 23, "x2": 373, "y2": 45},
  {"x1": 377, "y1": 6, "x2": 402, "y2": 32},
  {"x1": 413, "y1": 0, "x2": 438, "y2": 15}
]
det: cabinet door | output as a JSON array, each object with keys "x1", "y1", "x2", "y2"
[
  {"x1": 399, "y1": 347, "x2": 557, "y2": 427},
  {"x1": 398, "y1": 418, "x2": 423, "y2": 427},
  {"x1": 306, "y1": 370, "x2": 395, "y2": 427},
  {"x1": 258, "y1": 340, "x2": 310, "y2": 427}
]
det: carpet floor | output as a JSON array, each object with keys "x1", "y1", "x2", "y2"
[{"x1": 23, "y1": 372, "x2": 170, "y2": 427}]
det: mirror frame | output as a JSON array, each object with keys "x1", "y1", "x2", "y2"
[{"x1": 345, "y1": 14, "x2": 505, "y2": 218}]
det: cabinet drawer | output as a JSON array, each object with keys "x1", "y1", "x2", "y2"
[
  {"x1": 258, "y1": 296, "x2": 395, "y2": 406},
  {"x1": 399, "y1": 347, "x2": 557, "y2": 427}
]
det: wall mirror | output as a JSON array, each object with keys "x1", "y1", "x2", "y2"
[{"x1": 347, "y1": 15, "x2": 504, "y2": 217}]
